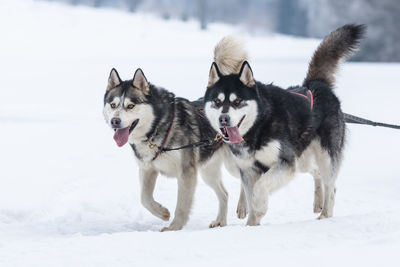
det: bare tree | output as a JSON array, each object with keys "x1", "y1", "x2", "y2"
[
  {"x1": 198, "y1": 0, "x2": 207, "y2": 30},
  {"x1": 128, "y1": 0, "x2": 142, "y2": 12}
]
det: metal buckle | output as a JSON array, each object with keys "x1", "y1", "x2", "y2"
[
  {"x1": 214, "y1": 133, "x2": 223, "y2": 142},
  {"x1": 148, "y1": 136, "x2": 158, "y2": 149},
  {"x1": 149, "y1": 143, "x2": 158, "y2": 149}
]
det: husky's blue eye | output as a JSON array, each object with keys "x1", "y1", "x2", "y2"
[
  {"x1": 127, "y1": 104, "x2": 135, "y2": 109},
  {"x1": 110, "y1": 103, "x2": 116, "y2": 109}
]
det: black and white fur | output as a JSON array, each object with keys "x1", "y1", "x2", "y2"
[
  {"x1": 204, "y1": 24, "x2": 365, "y2": 225},
  {"x1": 103, "y1": 68, "x2": 242, "y2": 231}
]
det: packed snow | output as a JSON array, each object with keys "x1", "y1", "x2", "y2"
[{"x1": 0, "y1": 1, "x2": 399, "y2": 266}]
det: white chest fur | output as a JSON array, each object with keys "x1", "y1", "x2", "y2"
[
  {"x1": 152, "y1": 150, "x2": 182, "y2": 177},
  {"x1": 133, "y1": 140, "x2": 182, "y2": 178},
  {"x1": 132, "y1": 140, "x2": 157, "y2": 161},
  {"x1": 233, "y1": 140, "x2": 281, "y2": 171},
  {"x1": 254, "y1": 140, "x2": 281, "y2": 167}
]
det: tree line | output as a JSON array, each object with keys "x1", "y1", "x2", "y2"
[{"x1": 45, "y1": 0, "x2": 400, "y2": 62}]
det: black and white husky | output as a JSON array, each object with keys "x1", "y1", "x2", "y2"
[
  {"x1": 103, "y1": 68, "x2": 243, "y2": 231},
  {"x1": 204, "y1": 25, "x2": 365, "y2": 225}
]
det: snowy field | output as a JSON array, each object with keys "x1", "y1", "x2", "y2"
[{"x1": 0, "y1": 0, "x2": 399, "y2": 266}]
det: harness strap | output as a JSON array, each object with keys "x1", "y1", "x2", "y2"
[
  {"x1": 152, "y1": 117, "x2": 175, "y2": 160},
  {"x1": 290, "y1": 89, "x2": 313, "y2": 111}
]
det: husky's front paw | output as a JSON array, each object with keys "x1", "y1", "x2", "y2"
[
  {"x1": 158, "y1": 207, "x2": 170, "y2": 221},
  {"x1": 317, "y1": 213, "x2": 332, "y2": 220},
  {"x1": 313, "y1": 201, "x2": 323, "y2": 213},
  {"x1": 160, "y1": 224, "x2": 183, "y2": 232},
  {"x1": 246, "y1": 213, "x2": 262, "y2": 226},
  {"x1": 236, "y1": 205, "x2": 248, "y2": 219},
  {"x1": 152, "y1": 204, "x2": 170, "y2": 221},
  {"x1": 313, "y1": 189, "x2": 323, "y2": 213},
  {"x1": 246, "y1": 220, "x2": 260, "y2": 226},
  {"x1": 209, "y1": 220, "x2": 227, "y2": 228}
]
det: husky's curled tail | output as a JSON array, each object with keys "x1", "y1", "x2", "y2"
[
  {"x1": 304, "y1": 24, "x2": 366, "y2": 87},
  {"x1": 214, "y1": 36, "x2": 248, "y2": 75}
]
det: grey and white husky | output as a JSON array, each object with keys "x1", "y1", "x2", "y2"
[
  {"x1": 103, "y1": 68, "x2": 243, "y2": 231},
  {"x1": 204, "y1": 24, "x2": 365, "y2": 225}
]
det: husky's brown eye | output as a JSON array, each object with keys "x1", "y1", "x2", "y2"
[
  {"x1": 110, "y1": 103, "x2": 116, "y2": 109},
  {"x1": 127, "y1": 104, "x2": 135, "y2": 109},
  {"x1": 233, "y1": 98, "x2": 242, "y2": 106},
  {"x1": 214, "y1": 99, "x2": 222, "y2": 106}
]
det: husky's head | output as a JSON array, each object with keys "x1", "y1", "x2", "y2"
[
  {"x1": 204, "y1": 61, "x2": 259, "y2": 144},
  {"x1": 103, "y1": 68, "x2": 154, "y2": 147}
]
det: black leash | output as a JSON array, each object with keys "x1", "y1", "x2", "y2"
[
  {"x1": 147, "y1": 94, "x2": 399, "y2": 158},
  {"x1": 344, "y1": 113, "x2": 400, "y2": 129},
  {"x1": 287, "y1": 88, "x2": 400, "y2": 130},
  {"x1": 286, "y1": 87, "x2": 400, "y2": 130},
  {"x1": 148, "y1": 132, "x2": 223, "y2": 157},
  {"x1": 159, "y1": 135, "x2": 223, "y2": 153},
  {"x1": 147, "y1": 112, "x2": 399, "y2": 157}
]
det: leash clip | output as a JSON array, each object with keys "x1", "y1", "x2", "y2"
[
  {"x1": 214, "y1": 133, "x2": 223, "y2": 142},
  {"x1": 149, "y1": 143, "x2": 158, "y2": 150},
  {"x1": 148, "y1": 135, "x2": 158, "y2": 150}
]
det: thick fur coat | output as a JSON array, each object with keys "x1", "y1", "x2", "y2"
[{"x1": 204, "y1": 24, "x2": 365, "y2": 225}]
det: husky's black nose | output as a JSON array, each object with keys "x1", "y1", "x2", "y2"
[
  {"x1": 219, "y1": 114, "x2": 230, "y2": 126},
  {"x1": 111, "y1": 118, "x2": 121, "y2": 127}
]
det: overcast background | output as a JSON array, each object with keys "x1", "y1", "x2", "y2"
[{"x1": 43, "y1": 0, "x2": 400, "y2": 62}]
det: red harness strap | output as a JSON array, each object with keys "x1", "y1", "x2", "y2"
[
  {"x1": 291, "y1": 89, "x2": 314, "y2": 111},
  {"x1": 152, "y1": 117, "x2": 174, "y2": 160}
]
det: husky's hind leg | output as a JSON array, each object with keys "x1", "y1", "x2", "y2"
[
  {"x1": 318, "y1": 178, "x2": 337, "y2": 219},
  {"x1": 316, "y1": 151, "x2": 341, "y2": 220},
  {"x1": 318, "y1": 165, "x2": 339, "y2": 219},
  {"x1": 312, "y1": 170, "x2": 324, "y2": 213}
]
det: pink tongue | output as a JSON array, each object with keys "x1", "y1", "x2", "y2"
[
  {"x1": 225, "y1": 126, "x2": 244, "y2": 143},
  {"x1": 113, "y1": 127, "x2": 130, "y2": 147}
]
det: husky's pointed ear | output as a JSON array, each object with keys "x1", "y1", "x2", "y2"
[
  {"x1": 107, "y1": 68, "x2": 121, "y2": 91},
  {"x1": 239, "y1": 61, "x2": 255, "y2": 87},
  {"x1": 208, "y1": 62, "x2": 221, "y2": 88},
  {"x1": 133, "y1": 68, "x2": 150, "y2": 95}
]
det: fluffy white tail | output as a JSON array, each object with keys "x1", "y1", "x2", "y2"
[{"x1": 214, "y1": 36, "x2": 248, "y2": 75}]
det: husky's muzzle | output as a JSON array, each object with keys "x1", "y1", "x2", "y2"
[
  {"x1": 219, "y1": 115, "x2": 245, "y2": 144},
  {"x1": 112, "y1": 118, "x2": 139, "y2": 147}
]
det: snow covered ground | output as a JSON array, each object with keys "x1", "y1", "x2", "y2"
[{"x1": 0, "y1": 0, "x2": 399, "y2": 266}]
